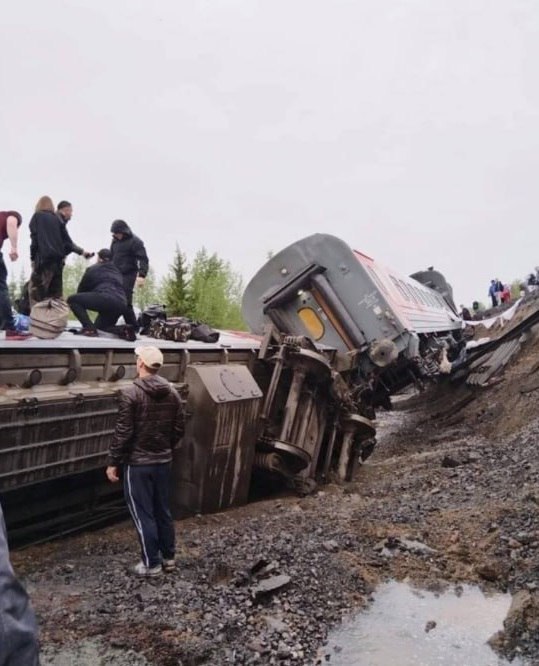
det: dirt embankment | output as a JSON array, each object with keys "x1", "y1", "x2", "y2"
[{"x1": 11, "y1": 330, "x2": 539, "y2": 665}]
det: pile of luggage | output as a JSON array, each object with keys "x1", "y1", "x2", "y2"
[{"x1": 138, "y1": 305, "x2": 220, "y2": 344}]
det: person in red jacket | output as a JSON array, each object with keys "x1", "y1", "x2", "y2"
[{"x1": 0, "y1": 210, "x2": 22, "y2": 330}]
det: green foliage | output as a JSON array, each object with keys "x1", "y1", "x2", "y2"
[
  {"x1": 510, "y1": 279, "x2": 523, "y2": 299},
  {"x1": 61, "y1": 245, "x2": 250, "y2": 331},
  {"x1": 159, "y1": 247, "x2": 246, "y2": 329},
  {"x1": 7, "y1": 268, "x2": 27, "y2": 302},
  {"x1": 63, "y1": 256, "x2": 89, "y2": 297},
  {"x1": 133, "y1": 267, "x2": 162, "y2": 311},
  {"x1": 162, "y1": 246, "x2": 189, "y2": 316}
]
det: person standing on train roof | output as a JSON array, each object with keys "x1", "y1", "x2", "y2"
[
  {"x1": 0, "y1": 210, "x2": 22, "y2": 330},
  {"x1": 106, "y1": 346, "x2": 184, "y2": 576},
  {"x1": 56, "y1": 200, "x2": 94, "y2": 262},
  {"x1": 110, "y1": 220, "x2": 149, "y2": 330},
  {"x1": 28, "y1": 196, "x2": 93, "y2": 305},
  {"x1": 0, "y1": 502, "x2": 40, "y2": 665}
]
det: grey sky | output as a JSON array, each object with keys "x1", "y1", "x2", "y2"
[{"x1": 2, "y1": 0, "x2": 538, "y2": 307}]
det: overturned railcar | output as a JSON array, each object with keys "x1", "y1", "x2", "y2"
[
  {"x1": 243, "y1": 233, "x2": 462, "y2": 404},
  {"x1": 1, "y1": 234, "x2": 463, "y2": 531}
]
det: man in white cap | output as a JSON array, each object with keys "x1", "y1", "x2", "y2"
[{"x1": 106, "y1": 346, "x2": 184, "y2": 576}]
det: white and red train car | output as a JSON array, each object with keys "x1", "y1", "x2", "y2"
[{"x1": 242, "y1": 233, "x2": 462, "y2": 401}]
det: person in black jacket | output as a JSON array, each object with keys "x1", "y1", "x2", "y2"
[
  {"x1": 106, "y1": 346, "x2": 184, "y2": 576},
  {"x1": 67, "y1": 249, "x2": 132, "y2": 337},
  {"x1": 29, "y1": 195, "x2": 92, "y2": 305},
  {"x1": 56, "y1": 200, "x2": 93, "y2": 260},
  {"x1": 0, "y1": 502, "x2": 40, "y2": 665},
  {"x1": 110, "y1": 220, "x2": 149, "y2": 329}
]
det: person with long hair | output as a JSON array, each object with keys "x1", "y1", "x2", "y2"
[{"x1": 29, "y1": 196, "x2": 92, "y2": 304}]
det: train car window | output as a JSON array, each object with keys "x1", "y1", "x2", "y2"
[
  {"x1": 297, "y1": 307, "x2": 325, "y2": 340},
  {"x1": 412, "y1": 286, "x2": 423, "y2": 304},
  {"x1": 366, "y1": 266, "x2": 389, "y2": 295},
  {"x1": 416, "y1": 288, "x2": 429, "y2": 306},
  {"x1": 390, "y1": 276, "x2": 409, "y2": 301},
  {"x1": 401, "y1": 280, "x2": 418, "y2": 303}
]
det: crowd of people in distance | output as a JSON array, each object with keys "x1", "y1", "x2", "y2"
[
  {"x1": 459, "y1": 271, "x2": 539, "y2": 322},
  {"x1": 0, "y1": 196, "x2": 149, "y2": 339},
  {"x1": 525, "y1": 267, "x2": 539, "y2": 289},
  {"x1": 487, "y1": 278, "x2": 512, "y2": 308}
]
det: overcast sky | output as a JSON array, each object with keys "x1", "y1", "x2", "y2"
[{"x1": 1, "y1": 0, "x2": 538, "y2": 308}]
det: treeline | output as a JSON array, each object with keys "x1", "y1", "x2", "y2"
[{"x1": 8, "y1": 247, "x2": 247, "y2": 330}]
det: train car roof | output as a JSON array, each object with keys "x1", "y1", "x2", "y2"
[{"x1": 0, "y1": 329, "x2": 263, "y2": 352}]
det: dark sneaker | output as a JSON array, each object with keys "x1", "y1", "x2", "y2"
[
  {"x1": 121, "y1": 325, "x2": 137, "y2": 342},
  {"x1": 162, "y1": 558, "x2": 176, "y2": 573},
  {"x1": 132, "y1": 561, "x2": 162, "y2": 577},
  {"x1": 81, "y1": 328, "x2": 98, "y2": 337}
]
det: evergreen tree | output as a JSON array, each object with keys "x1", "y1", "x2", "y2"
[
  {"x1": 62, "y1": 256, "x2": 88, "y2": 298},
  {"x1": 134, "y1": 267, "x2": 162, "y2": 312},
  {"x1": 162, "y1": 246, "x2": 189, "y2": 315},
  {"x1": 186, "y1": 248, "x2": 246, "y2": 329}
]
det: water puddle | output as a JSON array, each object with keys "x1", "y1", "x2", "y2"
[{"x1": 325, "y1": 581, "x2": 528, "y2": 665}]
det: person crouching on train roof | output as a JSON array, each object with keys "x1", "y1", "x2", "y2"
[{"x1": 67, "y1": 248, "x2": 136, "y2": 340}]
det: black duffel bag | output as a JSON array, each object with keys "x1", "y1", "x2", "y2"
[
  {"x1": 190, "y1": 322, "x2": 220, "y2": 343},
  {"x1": 138, "y1": 304, "x2": 167, "y2": 335}
]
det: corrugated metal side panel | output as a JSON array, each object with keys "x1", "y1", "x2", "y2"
[{"x1": 0, "y1": 394, "x2": 118, "y2": 491}]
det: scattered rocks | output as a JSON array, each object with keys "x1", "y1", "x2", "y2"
[
  {"x1": 489, "y1": 590, "x2": 539, "y2": 661},
  {"x1": 475, "y1": 559, "x2": 510, "y2": 583},
  {"x1": 14, "y1": 361, "x2": 539, "y2": 664},
  {"x1": 425, "y1": 620, "x2": 437, "y2": 633},
  {"x1": 322, "y1": 540, "x2": 340, "y2": 553},
  {"x1": 251, "y1": 574, "x2": 291, "y2": 599},
  {"x1": 374, "y1": 536, "x2": 436, "y2": 557}
]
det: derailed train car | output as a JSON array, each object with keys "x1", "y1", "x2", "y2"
[{"x1": 0, "y1": 234, "x2": 463, "y2": 531}]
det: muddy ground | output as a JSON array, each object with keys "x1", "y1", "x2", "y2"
[{"x1": 11, "y1": 329, "x2": 539, "y2": 665}]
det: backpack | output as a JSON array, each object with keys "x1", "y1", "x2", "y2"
[
  {"x1": 138, "y1": 304, "x2": 167, "y2": 335},
  {"x1": 148, "y1": 316, "x2": 192, "y2": 342},
  {"x1": 30, "y1": 299, "x2": 70, "y2": 339}
]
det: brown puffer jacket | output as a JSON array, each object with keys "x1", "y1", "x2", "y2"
[{"x1": 108, "y1": 375, "x2": 184, "y2": 466}]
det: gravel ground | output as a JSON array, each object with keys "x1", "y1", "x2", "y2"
[{"x1": 11, "y1": 331, "x2": 539, "y2": 665}]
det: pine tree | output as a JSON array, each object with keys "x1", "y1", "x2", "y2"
[
  {"x1": 133, "y1": 267, "x2": 162, "y2": 312},
  {"x1": 185, "y1": 248, "x2": 246, "y2": 329},
  {"x1": 162, "y1": 246, "x2": 189, "y2": 315}
]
